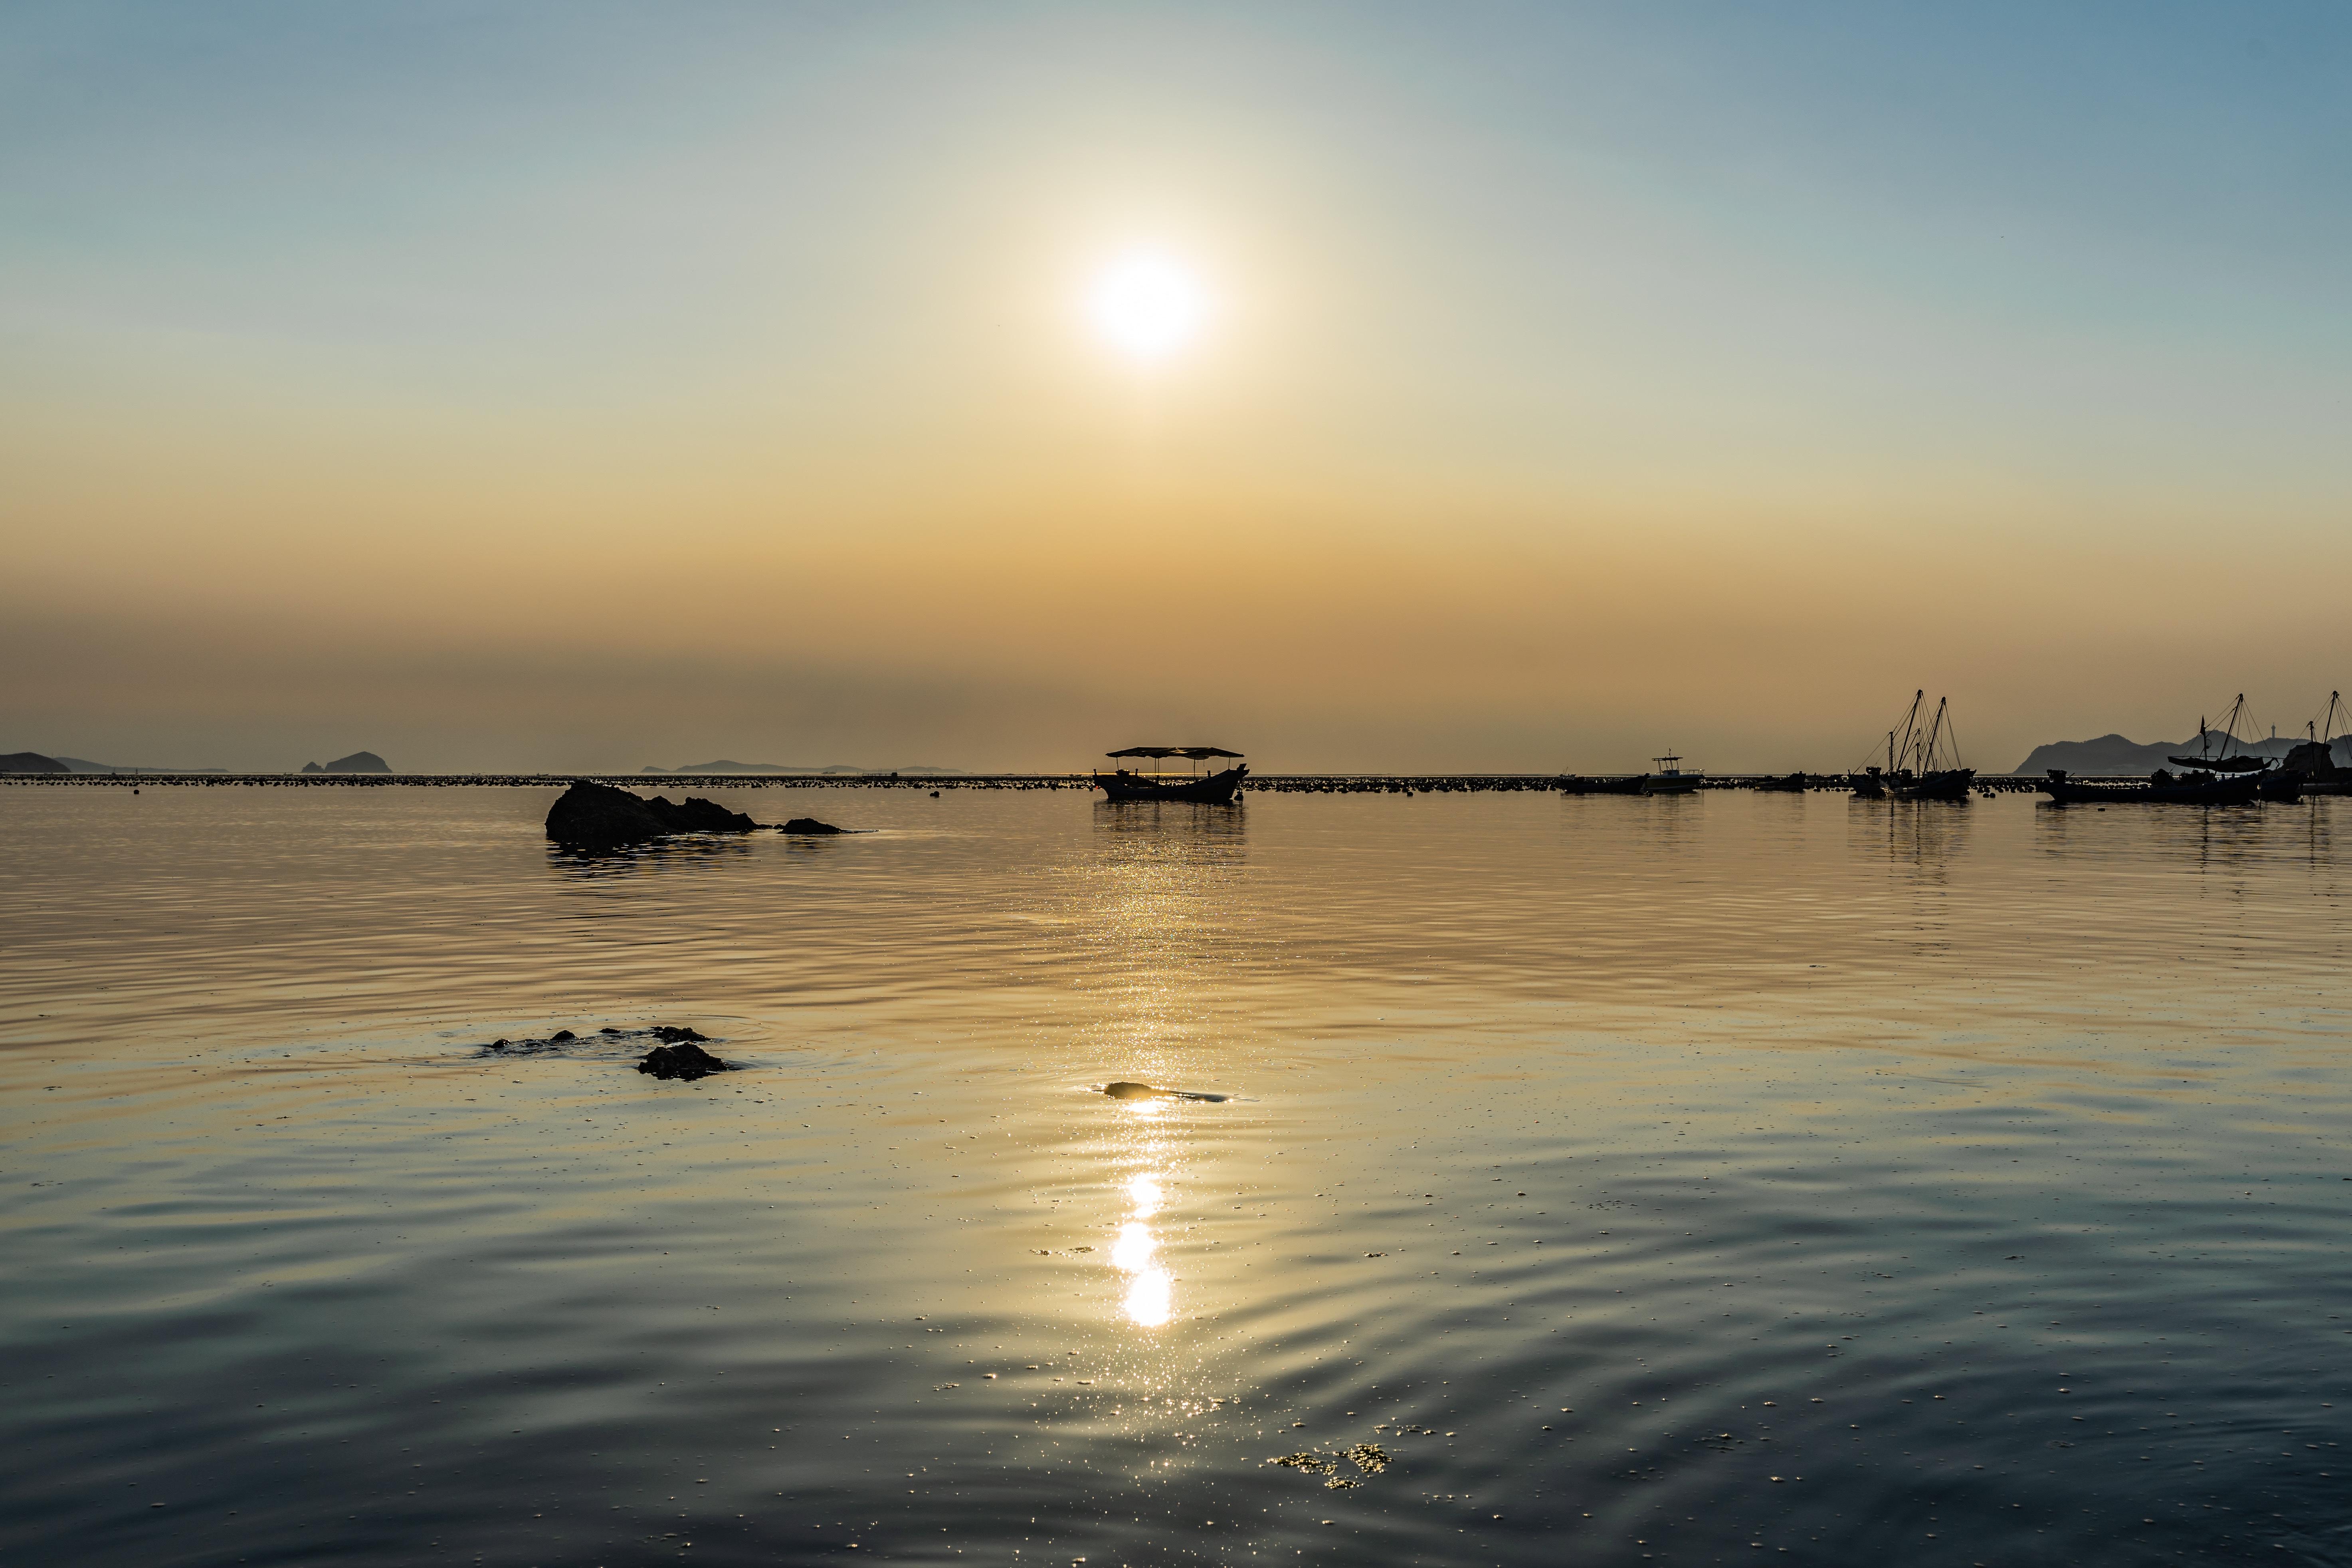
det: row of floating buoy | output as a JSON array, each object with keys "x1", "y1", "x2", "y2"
[{"x1": 1, "y1": 771, "x2": 2051, "y2": 794}]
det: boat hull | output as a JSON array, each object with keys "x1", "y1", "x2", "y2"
[
  {"x1": 1557, "y1": 775, "x2": 1647, "y2": 795},
  {"x1": 2037, "y1": 774, "x2": 2262, "y2": 805},
  {"x1": 1091, "y1": 765, "x2": 1247, "y2": 804},
  {"x1": 1889, "y1": 768, "x2": 1976, "y2": 801}
]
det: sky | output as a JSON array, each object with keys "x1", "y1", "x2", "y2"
[{"x1": 5, "y1": 1, "x2": 2350, "y2": 773}]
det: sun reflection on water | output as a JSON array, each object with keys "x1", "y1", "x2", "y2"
[{"x1": 1113, "y1": 1115, "x2": 1175, "y2": 1328}]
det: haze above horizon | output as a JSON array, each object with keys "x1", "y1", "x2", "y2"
[{"x1": 6, "y1": 2, "x2": 2350, "y2": 772}]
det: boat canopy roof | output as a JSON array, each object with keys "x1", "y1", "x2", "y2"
[{"x1": 1105, "y1": 745, "x2": 1244, "y2": 759}]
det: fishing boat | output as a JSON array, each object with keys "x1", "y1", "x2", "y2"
[
  {"x1": 2162, "y1": 694, "x2": 2300, "y2": 802},
  {"x1": 1753, "y1": 771, "x2": 1810, "y2": 793},
  {"x1": 1888, "y1": 693, "x2": 1975, "y2": 800},
  {"x1": 2037, "y1": 768, "x2": 2263, "y2": 806},
  {"x1": 2279, "y1": 692, "x2": 2351, "y2": 796},
  {"x1": 1089, "y1": 746, "x2": 1247, "y2": 804},
  {"x1": 1639, "y1": 752, "x2": 1704, "y2": 795},
  {"x1": 2038, "y1": 694, "x2": 2295, "y2": 805}
]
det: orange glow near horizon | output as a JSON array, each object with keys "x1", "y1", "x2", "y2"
[{"x1": 8, "y1": 9, "x2": 2352, "y2": 774}]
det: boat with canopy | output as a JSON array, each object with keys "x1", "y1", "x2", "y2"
[
  {"x1": 2039, "y1": 694, "x2": 2297, "y2": 804},
  {"x1": 1090, "y1": 746, "x2": 1248, "y2": 804}
]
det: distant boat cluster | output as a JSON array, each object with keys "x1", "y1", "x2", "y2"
[{"x1": 1555, "y1": 690, "x2": 2352, "y2": 806}]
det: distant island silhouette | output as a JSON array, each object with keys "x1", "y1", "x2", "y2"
[
  {"x1": 1, "y1": 752, "x2": 226, "y2": 774},
  {"x1": 2013, "y1": 735, "x2": 2352, "y2": 776},
  {"x1": 301, "y1": 751, "x2": 392, "y2": 774}
]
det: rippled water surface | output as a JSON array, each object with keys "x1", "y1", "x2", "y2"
[{"x1": 6, "y1": 783, "x2": 2352, "y2": 1567}]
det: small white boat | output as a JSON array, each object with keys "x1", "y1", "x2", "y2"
[{"x1": 1639, "y1": 752, "x2": 1704, "y2": 795}]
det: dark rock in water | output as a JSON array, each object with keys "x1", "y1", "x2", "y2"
[
  {"x1": 0, "y1": 751, "x2": 68, "y2": 773},
  {"x1": 315, "y1": 750, "x2": 391, "y2": 773},
  {"x1": 778, "y1": 817, "x2": 849, "y2": 834},
  {"x1": 638, "y1": 1041, "x2": 730, "y2": 1080},
  {"x1": 1103, "y1": 1081, "x2": 1229, "y2": 1103},
  {"x1": 474, "y1": 1023, "x2": 710, "y2": 1062},
  {"x1": 545, "y1": 780, "x2": 759, "y2": 849}
]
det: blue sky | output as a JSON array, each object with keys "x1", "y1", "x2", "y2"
[{"x1": 6, "y1": 3, "x2": 2350, "y2": 769}]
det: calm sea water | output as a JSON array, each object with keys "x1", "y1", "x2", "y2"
[{"x1": 5, "y1": 784, "x2": 2352, "y2": 1567}]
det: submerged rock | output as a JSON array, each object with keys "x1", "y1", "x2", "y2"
[
  {"x1": 778, "y1": 817, "x2": 850, "y2": 835},
  {"x1": 637, "y1": 1040, "x2": 731, "y2": 1081},
  {"x1": 1103, "y1": 1081, "x2": 1229, "y2": 1103},
  {"x1": 545, "y1": 780, "x2": 758, "y2": 849},
  {"x1": 475, "y1": 1023, "x2": 711, "y2": 1061}
]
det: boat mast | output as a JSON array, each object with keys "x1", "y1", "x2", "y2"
[
  {"x1": 1893, "y1": 691, "x2": 1924, "y2": 775},
  {"x1": 1921, "y1": 697, "x2": 1950, "y2": 772},
  {"x1": 2220, "y1": 694, "x2": 2247, "y2": 763}
]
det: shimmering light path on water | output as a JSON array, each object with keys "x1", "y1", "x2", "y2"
[{"x1": 3, "y1": 786, "x2": 2350, "y2": 1566}]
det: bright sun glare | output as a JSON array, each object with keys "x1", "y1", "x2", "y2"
[{"x1": 1086, "y1": 251, "x2": 1209, "y2": 362}]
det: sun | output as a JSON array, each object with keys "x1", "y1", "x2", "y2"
[{"x1": 1086, "y1": 250, "x2": 1210, "y2": 363}]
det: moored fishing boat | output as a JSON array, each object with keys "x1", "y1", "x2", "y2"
[
  {"x1": 2034, "y1": 692, "x2": 2307, "y2": 804},
  {"x1": 2146, "y1": 693, "x2": 2299, "y2": 802},
  {"x1": 1883, "y1": 693, "x2": 1975, "y2": 800},
  {"x1": 1089, "y1": 746, "x2": 1247, "y2": 804},
  {"x1": 2037, "y1": 768, "x2": 2262, "y2": 805},
  {"x1": 1639, "y1": 752, "x2": 1704, "y2": 794},
  {"x1": 2276, "y1": 692, "x2": 2351, "y2": 796}
]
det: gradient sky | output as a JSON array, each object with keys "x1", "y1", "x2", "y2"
[{"x1": 6, "y1": 2, "x2": 2350, "y2": 772}]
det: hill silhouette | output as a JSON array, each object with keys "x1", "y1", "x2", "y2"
[{"x1": 301, "y1": 751, "x2": 391, "y2": 774}]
